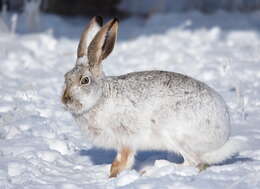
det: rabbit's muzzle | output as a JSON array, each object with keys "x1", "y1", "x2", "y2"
[
  {"x1": 62, "y1": 88, "x2": 72, "y2": 105},
  {"x1": 61, "y1": 87, "x2": 83, "y2": 113}
]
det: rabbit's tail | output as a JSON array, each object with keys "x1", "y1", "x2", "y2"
[{"x1": 200, "y1": 137, "x2": 248, "y2": 165}]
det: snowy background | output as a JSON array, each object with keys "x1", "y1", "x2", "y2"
[{"x1": 1, "y1": 2, "x2": 260, "y2": 188}]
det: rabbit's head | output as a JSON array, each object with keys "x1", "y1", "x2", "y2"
[{"x1": 62, "y1": 16, "x2": 118, "y2": 114}]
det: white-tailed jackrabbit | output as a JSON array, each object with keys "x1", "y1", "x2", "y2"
[{"x1": 62, "y1": 16, "x2": 245, "y2": 177}]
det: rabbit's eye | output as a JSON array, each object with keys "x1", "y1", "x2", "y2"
[{"x1": 80, "y1": 76, "x2": 90, "y2": 85}]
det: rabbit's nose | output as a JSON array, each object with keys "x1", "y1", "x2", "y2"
[{"x1": 62, "y1": 90, "x2": 72, "y2": 104}]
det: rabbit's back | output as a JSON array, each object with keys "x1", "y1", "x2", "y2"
[{"x1": 107, "y1": 71, "x2": 212, "y2": 100}]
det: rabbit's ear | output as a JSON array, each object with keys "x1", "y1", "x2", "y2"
[
  {"x1": 77, "y1": 16, "x2": 103, "y2": 59},
  {"x1": 87, "y1": 18, "x2": 118, "y2": 68}
]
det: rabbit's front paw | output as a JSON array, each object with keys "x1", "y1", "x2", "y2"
[{"x1": 109, "y1": 147, "x2": 134, "y2": 178}]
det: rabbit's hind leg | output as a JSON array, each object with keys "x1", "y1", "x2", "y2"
[
  {"x1": 109, "y1": 147, "x2": 135, "y2": 178},
  {"x1": 197, "y1": 163, "x2": 209, "y2": 172},
  {"x1": 180, "y1": 149, "x2": 209, "y2": 171},
  {"x1": 176, "y1": 143, "x2": 204, "y2": 169}
]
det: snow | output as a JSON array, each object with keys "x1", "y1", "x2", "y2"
[{"x1": 0, "y1": 11, "x2": 260, "y2": 188}]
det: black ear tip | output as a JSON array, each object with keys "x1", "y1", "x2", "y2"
[
  {"x1": 95, "y1": 16, "x2": 103, "y2": 26},
  {"x1": 112, "y1": 18, "x2": 119, "y2": 24}
]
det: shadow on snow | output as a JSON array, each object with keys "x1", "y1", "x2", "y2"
[{"x1": 80, "y1": 148, "x2": 254, "y2": 170}]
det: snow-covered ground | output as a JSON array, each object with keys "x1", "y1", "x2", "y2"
[{"x1": 0, "y1": 11, "x2": 260, "y2": 188}]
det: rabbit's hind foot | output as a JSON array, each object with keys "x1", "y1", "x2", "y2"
[{"x1": 197, "y1": 163, "x2": 209, "y2": 172}]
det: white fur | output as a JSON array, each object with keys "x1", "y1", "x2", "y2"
[
  {"x1": 76, "y1": 56, "x2": 88, "y2": 65},
  {"x1": 201, "y1": 137, "x2": 248, "y2": 164},
  {"x1": 86, "y1": 23, "x2": 101, "y2": 48},
  {"x1": 71, "y1": 85, "x2": 102, "y2": 114}
]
